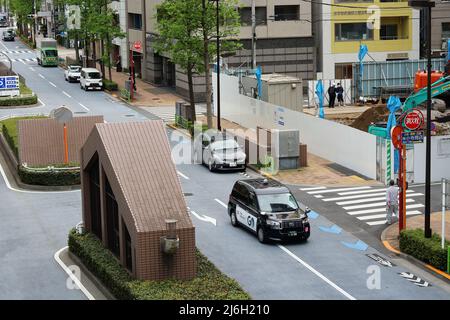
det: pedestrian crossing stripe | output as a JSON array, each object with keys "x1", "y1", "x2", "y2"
[
  {"x1": 11, "y1": 58, "x2": 37, "y2": 62},
  {"x1": 0, "y1": 50, "x2": 34, "y2": 54},
  {"x1": 303, "y1": 186, "x2": 424, "y2": 226}
]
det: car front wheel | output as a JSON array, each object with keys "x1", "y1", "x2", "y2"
[
  {"x1": 257, "y1": 227, "x2": 267, "y2": 244},
  {"x1": 230, "y1": 210, "x2": 238, "y2": 227},
  {"x1": 208, "y1": 160, "x2": 214, "y2": 172}
]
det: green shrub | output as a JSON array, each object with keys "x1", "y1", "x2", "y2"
[
  {"x1": 2, "y1": 123, "x2": 18, "y2": 158},
  {"x1": 68, "y1": 229, "x2": 251, "y2": 300},
  {"x1": 103, "y1": 79, "x2": 118, "y2": 91},
  {"x1": 399, "y1": 228, "x2": 449, "y2": 272},
  {"x1": 18, "y1": 165, "x2": 80, "y2": 186},
  {"x1": 0, "y1": 94, "x2": 38, "y2": 107}
]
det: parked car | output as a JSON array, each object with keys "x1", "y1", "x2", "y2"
[
  {"x1": 2, "y1": 30, "x2": 14, "y2": 41},
  {"x1": 197, "y1": 130, "x2": 246, "y2": 172},
  {"x1": 80, "y1": 68, "x2": 103, "y2": 91},
  {"x1": 228, "y1": 178, "x2": 311, "y2": 243},
  {"x1": 65, "y1": 65, "x2": 82, "y2": 82}
]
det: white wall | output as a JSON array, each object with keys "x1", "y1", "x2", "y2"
[
  {"x1": 213, "y1": 72, "x2": 377, "y2": 179},
  {"x1": 413, "y1": 135, "x2": 450, "y2": 184}
]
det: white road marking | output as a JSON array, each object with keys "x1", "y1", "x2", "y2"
[
  {"x1": 336, "y1": 193, "x2": 423, "y2": 206},
  {"x1": 278, "y1": 245, "x2": 356, "y2": 300},
  {"x1": 214, "y1": 198, "x2": 227, "y2": 208},
  {"x1": 0, "y1": 162, "x2": 80, "y2": 194},
  {"x1": 38, "y1": 98, "x2": 46, "y2": 107},
  {"x1": 54, "y1": 246, "x2": 95, "y2": 300},
  {"x1": 347, "y1": 203, "x2": 425, "y2": 215},
  {"x1": 315, "y1": 195, "x2": 324, "y2": 199},
  {"x1": 338, "y1": 188, "x2": 388, "y2": 196},
  {"x1": 38, "y1": 74, "x2": 45, "y2": 79},
  {"x1": 307, "y1": 186, "x2": 371, "y2": 195},
  {"x1": 78, "y1": 103, "x2": 90, "y2": 112},
  {"x1": 177, "y1": 171, "x2": 189, "y2": 180},
  {"x1": 357, "y1": 210, "x2": 422, "y2": 221},
  {"x1": 343, "y1": 199, "x2": 415, "y2": 211},
  {"x1": 49, "y1": 81, "x2": 57, "y2": 88},
  {"x1": 63, "y1": 91, "x2": 72, "y2": 98},
  {"x1": 29, "y1": 67, "x2": 35, "y2": 71},
  {"x1": 323, "y1": 190, "x2": 415, "y2": 202},
  {"x1": 190, "y1": 211, "x2": 216, "y2": 226},
  {"x1": 300, "y1": 186, "x2": 326, "y2": 191}
]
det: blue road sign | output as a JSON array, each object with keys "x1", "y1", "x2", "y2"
[
  {"x1": 402, "y1": 131, "x2": 424, "y2": 144},
  {"x1": 0, "y1": 76, "x2": 19, "y2": 90}
]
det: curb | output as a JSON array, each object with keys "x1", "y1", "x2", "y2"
[{"x1": 380, "y1": 226, "x2": 450, "y2": 282}]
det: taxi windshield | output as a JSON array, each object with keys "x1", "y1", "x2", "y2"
[{"x1": 257, "y1": 193, "x2": 299, "y2": 213}]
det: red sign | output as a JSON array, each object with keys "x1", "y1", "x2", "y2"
[
  {"x1": 391, "y1": 125, "x2": 404, "y2": 149},
  {"x1": 403, "y1": 110, "x2": 423, "y2": 131},
  {"x1": 134, "y1": 41, "x2": 141, "y2": 50}
]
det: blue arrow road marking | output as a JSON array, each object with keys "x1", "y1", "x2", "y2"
[
  {"x1": 308, "y1": 210, "x2": 319, "y2": 220},
  {"x1": 319, "y1": 224, "x2": 342, "y2": 234},
  {"x1": 341, "y1": 240, "x2": 368, "y2": 251}
]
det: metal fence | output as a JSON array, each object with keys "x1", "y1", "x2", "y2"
[{"x1": 353, "y1": 58, "x2": 447, "y2": 100}]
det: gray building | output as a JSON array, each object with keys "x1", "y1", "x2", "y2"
[
  {"x1": 423, "y1": 0, "x2": 450, "y2": 57},
  {"x1": 127, "y1": 0, "x2": 315, "y2": 101}
]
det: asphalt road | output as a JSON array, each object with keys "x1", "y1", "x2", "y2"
[{"x1": 0, "y1": 34, "x2": 449, "y2": 300}]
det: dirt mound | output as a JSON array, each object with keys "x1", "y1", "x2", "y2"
[{"x1": 350, "y1": 104, "x2": 389, "y2": 132}]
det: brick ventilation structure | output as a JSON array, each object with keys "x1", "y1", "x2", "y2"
[
  {"x1": 80, "y1": 121, "x2": 196, "y2": 281},
  {"x1": 18, "y1": 116, "x2": 104, "y2": 166}
]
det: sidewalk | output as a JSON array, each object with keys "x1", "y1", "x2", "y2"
[
  {"x1": 57, "y1": 45, "x2": 182, "y2": 107},
  {"x1": 195, "y1": 114, "x2": 381, "y2": 187}
]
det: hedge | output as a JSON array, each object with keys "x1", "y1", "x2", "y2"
[
  {"x1": 103, "y1": 79, "x2": 118, "y2": 91},
  {"x1": 68, "y1": 229, "x2": 251, "y2": 300},
  {"x1": 2, "y1": 123, "x2": 18, "y2": 158},
  {"x1": 399, "y1": 228, "x2": 449, "y2": 272},
  {"x1": 18, "y1": 165, "x2": 80, "y2": 186},
  {"x1": 0, "y1": 94, "x2": 38, "y2": 107}
]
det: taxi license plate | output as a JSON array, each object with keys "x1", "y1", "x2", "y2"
[
  {"x1": 229, "y1": 162, "x2": 237, "y2": 167},
  {"x1": 288, "y1": 231, "x2": 297, "y2": 237}
]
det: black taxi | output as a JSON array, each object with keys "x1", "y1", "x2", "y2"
[{"x1": 228, "y1": 178, "x2": 310, "y2": 243}]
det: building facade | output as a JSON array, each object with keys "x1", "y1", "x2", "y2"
[
  {"x1": 426, "y1": 0, "x2": 450, "y2": 57},
  {"x1": 317, "y1": 0, "x2": 420, "y2": 80},
  {"x1": 125, "y1": 0, "x2": 315, "y2": 101}
]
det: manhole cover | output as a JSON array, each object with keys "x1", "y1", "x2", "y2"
[
  {"x1": 125, "y1": 114, "x2": 135, "y2": 117},
  {"x1": 183, "y1": 193, "x2": 193, "y2": 197},
  {"x1": 74, "y1": 111, "x2": 87, "y2": 114}
]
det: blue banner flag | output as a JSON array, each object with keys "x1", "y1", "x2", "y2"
[
  {"x1": 255, "y1": 66, "x2": 262, "y2": 99},
  {"x1": 386, "y1": 96, "x2": 402, "y2": 139},
  {"x1": 358, "y1": 44, "x2": 368, "y2": 96},
  {"x1": 315, "y1": 80, "x2": 324, "y2": 119}
]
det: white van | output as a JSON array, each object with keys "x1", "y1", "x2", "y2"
[{"x1": 80, "y1": 68, "x2": 103, "y2": 91}]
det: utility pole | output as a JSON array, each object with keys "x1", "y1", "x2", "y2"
[{"x1": 251, "y1": 0, "x2": 256, "y2": 69}]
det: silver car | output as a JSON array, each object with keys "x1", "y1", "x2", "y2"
[{"x1": 198, "y1": 131, "x2": 246, "y2": 172}]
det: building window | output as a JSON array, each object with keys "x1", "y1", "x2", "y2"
[
  {"x1": 335, "y1": 63, "x2": 353, "y2": 79},
  {"x1": 239, "y1": 7, "x2": 267, "y2": 26},
  {"x1": 105, "y1": 176, "x2": 120, "y2": 258},
  {"x1": 274, "y1": 5, "x2": 300, "y2": 21},
  {"x1": 335, "y1": 23, "x2": 373, "y2": 41},
  {"x1": 380, "y1": 24, "x2": 398, "y2": 40},
  {"x1": 128, "y1": 13, "x2": 142, "y2": 30},
  {"x1": 443, "y1": 23, "x2": 450, "y2": 39},
  {"x1": 88, "y1": 157, "x2": 102, "y2": 240},
  {"x1": 123, "y1": 220, "x2": 133, "y2": 272}
]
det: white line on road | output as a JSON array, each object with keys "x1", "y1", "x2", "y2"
[
  {"x1": 336, "y1": 193, "x2": 424, "y2": 206},
  {"x1": 190, "y1": 211, "x2": 217, "y2": 226},
  {"x1": 315, "y1": 195, "x2": 324, "y2": 199},
  {"x1": 307, "y1": 186, "x2": 371, "y2": 195},
  {"x1": 278, "y1": 245, "x2": 356, "y2": 300},
  {"x1": 347, "y1": 203, "x2": 425, "y2": 215},
  {"x1": 215, "y1": 198, "x2": 228, "y2": 208},
  {"x1": 49, "y1": 81, "x2": 57, "y2": 88},
  {"x1": 63, "y1": 91, "x2": 72, "y2": 98},
  {"x1": 38, "y1": 74, "x2": 45, "y2": 79},
  {"x1": 338, "y1": 188, "x2": 388, "y2": 196},
  {"x1": 29, "y1": 67, "x2": 35, "y2": 71},
  {"x1": 177, "y1": 171, "x2": 189, "y2": 180},
  {"x1": 300, "y1": 186, "x2": 326, "y2": 191},
  {"x1": 357, "y1": 210, "x2": 422, "y2": 221},
  {"x1": 323, "y1": 190, "x2": 416, "y2": 202},
  {"x1": 343, "y1": 199, "x2": 415, "y2": 211},
  {"x1": 54, "y1": 246, "x2": 95, "y2": 300},
  {"x1": 38, "y1": 98, "x2": 46, "y2": 107},
  {"x1": 78, "y1": 103, "x2": 90, "y2": 111}
]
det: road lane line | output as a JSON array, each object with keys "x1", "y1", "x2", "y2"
[
  {"x1": 54, "y1": 246, "x2": 95, "y2": 300},
  {"x1": 215, "y1": 198, "x2": 227, "y2": 208},
  {"x1": 300, "y1": 186, "x2": 326, "y2": 191},
  {"x1": 307, "y1": 186, "x2": 371, "y2": 195},
  {"x1": 29, "y1": 67, "x2": 35, "y2": 71},
  {"x1": 323, "y1": 190, "x2": 415, "y2": 202},
  {"x1": 177, "y1": 171, "x2": 189, "y2": 180},
  {"x1": 343, "y1": 199, "x2": 415, "y2": 210},
  {"x1": 63, "y1": 91, "x2": 72, "y2": 98},
  {"x1": 190, "y1": 211, "x2": 216, "y2": 226},
  {"x1": 49, "y1": 81, "x2": 57, "y2": 88},
  {"x1": 347, "y1": 203, "x2": 425, "y2": 215},
  {"x1": 38, "y1": 74, "x2": 45, "y2": 79},
  {"x1": 336, "y1": 193, "x2": 423, "y2": 206},
  {"x1": 78, "y1": 103, "x2": 90, "y2": 111},
  {"x1": 278, "y1": 245, "x2": 356, "y2": 300},
  {"x1": 357, "y1": 210, "x2": 422, "y2": 221},
  {"x1": 38, "y1": 98, "x2": 46, "y2": 107},
  {"x1": 338, "y1": 188, "x2": 388, "y2": 196}
]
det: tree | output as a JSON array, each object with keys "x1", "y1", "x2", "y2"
[{"x1": 154, "y1": 0, "x2": 241, "y2": 128}]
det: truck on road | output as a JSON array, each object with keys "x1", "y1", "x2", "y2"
[{"x1": 36, "y1": 38, "x2": 58, "y2": 67}]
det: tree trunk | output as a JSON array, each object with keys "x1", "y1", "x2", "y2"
[
  {"x1": 100, "y1": 38, "x2": 105, "y2": 78},
  {"x1": 187, "y1": 65, "x2": 197, "y2": 123},
  {"x1": 202, "y1": 0, "x2": 213, "y2": 129},
  {"x1": 106, "y1": 33, "x2": 112, "y2": 81},
  {"x1": 74, "y1": 32, "x2": 80, "y2": 63}
]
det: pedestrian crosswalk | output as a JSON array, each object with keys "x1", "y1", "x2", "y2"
[
  {"x1": 0, "y1": 50, "x2": 34, "y2": 54},
  {"x1": 10, "y1": 58, "x2": 37, "y2": 63},
  {"x1": 300, "y1": 185, "x2": 424, "y2": 226},
  {"x1": 145, "y1": 105, "x2": 206, "y2": 123}
]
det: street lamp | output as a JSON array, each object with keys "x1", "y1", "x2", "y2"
[
  {"x1": 408, "y1": 0, "x2": 435, "y2": 238},
  {"x1": 209, "y1": 0, "x2": 221, "y2": 131}
]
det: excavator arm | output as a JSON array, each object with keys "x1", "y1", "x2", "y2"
[{"x1": 402, "y1": 75, "x2": 450, "y2": 112}]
